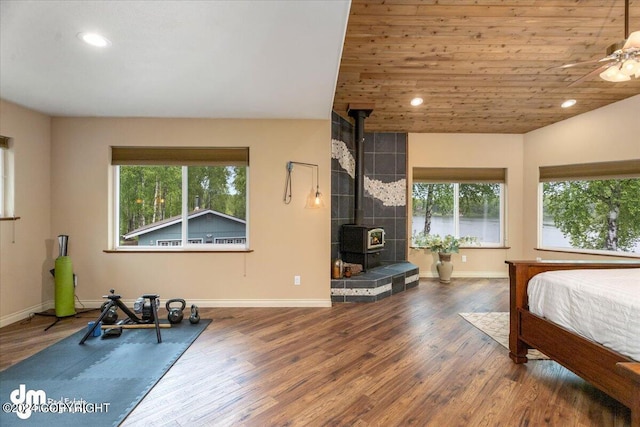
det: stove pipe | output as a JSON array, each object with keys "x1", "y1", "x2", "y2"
[{"x1": 347, "y1": 107, "x2": 372, "y2": 224}]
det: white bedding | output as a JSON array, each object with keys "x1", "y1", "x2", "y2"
[{"x1": 527, "y1": 268, "x2": 640, "y2": 361}]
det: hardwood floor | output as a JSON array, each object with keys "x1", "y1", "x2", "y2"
[{"x1": 0, "y1": 278, "x2": 631, "y2": 426}]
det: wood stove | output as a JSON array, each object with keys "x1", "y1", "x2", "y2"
[
  {"x1": 341, "y1": 224, "x2": 385, "y2": 271},
  {"x1": 338, "y1": 106, "x2": 384, "y2": 272}
]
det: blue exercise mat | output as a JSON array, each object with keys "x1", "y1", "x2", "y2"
[{"x1": 0, "y1": 320, "x2": 210, "y2": 426}]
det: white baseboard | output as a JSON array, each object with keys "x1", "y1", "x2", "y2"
[
  {"x1": 0, "y1": 300, "x2": 54, "y2": 328},
  {"x1": 0, "y1": 298, "x2": 332, "y2": 328},
  {"x1": 419, "y1": 271, "x2": 508, "y2": 279},
  {"x1": 53, "y1": 298, "x2": 334, "y2": 309},
  {"x1": 186, "y1": 299, "x2": 332, "y2": 308}
]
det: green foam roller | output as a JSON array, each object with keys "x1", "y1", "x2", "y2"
[{"x1": 54, "y1": 256, "x2": 76, "y2": 317}]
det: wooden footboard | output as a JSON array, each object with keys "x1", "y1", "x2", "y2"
[
  {"x1": 506, "y1": 260, "x2": 640, "y2": 427},
  {"x1": 618, "y1": 363, "x2": 640, "y2": 427}
]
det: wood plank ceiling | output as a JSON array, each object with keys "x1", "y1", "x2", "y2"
[{"x1": 333, "y1": 0, "x2": 640, "y2": 133}]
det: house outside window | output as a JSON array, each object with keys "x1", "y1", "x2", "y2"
[
  {"x1": 412, "y1": 167, "x2": 506, "y2": 246},
  {"x1": 539, "y1": 160, "x2": 640, "y2": 255},
  {"x1": 112, "y1": 147, "x2": 248, "y2": 250}
]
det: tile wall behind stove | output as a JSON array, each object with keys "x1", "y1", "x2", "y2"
[{"x1": 331, "y1": 111, "x2": 407, "y2": 264}]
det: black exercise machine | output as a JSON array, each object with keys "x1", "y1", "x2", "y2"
[{"x1": 80, "y1": 289, "x2": 162, "y2": 344}]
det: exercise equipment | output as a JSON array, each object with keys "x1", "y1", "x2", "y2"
[
  {"x1": 166, "y1": 299, "x2": 186, "y2": 324},
  {"x1": 80, "y1": 289, "x2": 161, "y2": 344},
  {"x1": 102, "y1": 327, "x2": 122, "y2": 338},
  {"x1": 87, "y1": 321, "x2": 102, "y2": 337},
  {"x1": 100, "y1": 323, "x2": 171, "y2": 329},
  {"x1": 36, "y1": 235, "x2": 93, "y2": 331},
  {"x1": 133, "y1": 296, "x2": 157, "y2": 322},
  {"x1": 54, "y1": 256, "x2": 75, "y2": 317},
  {"x1": 54, "y1": 235, "x2": 75, "y2": 317},
  {"x1": 100, "y1": 301, "x2": 119, "y2": 324},
  {"x1": 189, "y1": 304, "x2": 200, "y2": 324}
]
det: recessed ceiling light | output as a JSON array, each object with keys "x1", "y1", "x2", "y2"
[
  {"x1": 77, "y1": 32, "x2": 111, "y2": 48},
  {"x1": 410, "y1": 97, "x2": 424, "y2": 107},
  {"x1": 561, "y1": 99, "x2": 577, "y2": 108}
]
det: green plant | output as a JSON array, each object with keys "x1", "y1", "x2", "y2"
[{"x1": 412, "y1": 232, "x2": 477, "y2": 253}]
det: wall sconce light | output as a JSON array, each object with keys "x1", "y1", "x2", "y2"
[{"x1": 283, "y1": 161, "x2": 324, "y2": 209}]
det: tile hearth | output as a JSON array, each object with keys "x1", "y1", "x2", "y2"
[{"x1": 331, "y1": 261, "x2": 419, "y2": 303}]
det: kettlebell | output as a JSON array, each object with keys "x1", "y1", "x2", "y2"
[
  {"x1": 100, "y1": 301, "x2": 118, "y2": 325},
  {"x1": 189, "y1": 304, "x2": 200, "y2": 324},
  {"x1": 166, "y1": 298, "x2": 186, "y2": 324}
]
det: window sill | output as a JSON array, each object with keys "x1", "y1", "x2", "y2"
[
  {"x1": 410, "y1": 246, "x2": 511, "y2": 250},
  {"x1": 104, "y1": 249, "x2": 253, "y2": 254},
  {"x1": 535, "y1": 247, "x2": 640, "y2": 259},
  {"x1": 0, "y1": 216, "x2": 20, "y2": 221}
]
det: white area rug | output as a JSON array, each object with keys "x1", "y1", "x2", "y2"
[{"x1": 459, "y1": 312, "x2": 549, "y2": 360}]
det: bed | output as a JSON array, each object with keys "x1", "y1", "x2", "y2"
[{"x1": 506, "y1": 260, "x2": 640, "y2": 427}]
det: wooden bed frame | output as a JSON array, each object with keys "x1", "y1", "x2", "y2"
[{"x1": 506, "y1": 260, "x2": 640, "y2": 427}]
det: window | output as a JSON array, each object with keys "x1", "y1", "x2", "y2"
[
  {"x1": 0, "y1": 135, "x2": 13, "y2": 218},
  {"x1": 412, "y1": 167, "x2": 505, "y2": 246},
  {"x1": 0, "y1": 142, "x2": 4, "y2": 216},
  {"x1": 112, "y1": 147, "x2": 249, "y2": 250},
  {"x1": 539, "y1": 160, "x2": 640, "y2": 255}
]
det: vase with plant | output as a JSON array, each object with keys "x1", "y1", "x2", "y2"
[{"x1": 412, "y1": 233, "x2": 477, "y2": 283}]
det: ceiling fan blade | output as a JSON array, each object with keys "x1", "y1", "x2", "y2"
[
  {"x1": 568, "y1": 63, "x2": 615, "y2": 87},
  {"x1": 550, "y1": 57, "x2": 613, "y2": 70},
  {"x1": 558, "y1": 0, "x2": 635, "y2": 87}
]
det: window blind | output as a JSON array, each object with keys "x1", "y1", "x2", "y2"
[
  {"x1": 111, "y1": 147, "x2": 249, "y2": 166},
  {"x1": 0, "y1": 135, "x2": 9, "y2": 150},
  {"x1": 539, "y1": 159, "x2": 640, "y2": 182},
  {"x1": 412, "y1": 167, "x2": 506, "y2": 183}
]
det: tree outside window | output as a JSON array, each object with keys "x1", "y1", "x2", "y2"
[
  {"x1": 412, "y1": 182, "x2": 502, "y2": 246},
  {"x1": 112, "y1": 147, "x2": 248, "y2": 250},
  {"x1": 542, "y1": 179, "x2": 640, "y2": 254}
]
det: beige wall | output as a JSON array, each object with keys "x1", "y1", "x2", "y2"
[
  {"x1": 48, "y1": 117, "x2": 331, "y2": 308},
  {"x1": 408, "y1": 133, "x2": 524, "y2": 278},
  {"x1": 0, "y1": 100, "x2": 52, "y2": 326},
  {"x1": 522, "y1": 94, "x2": 640, "y2": 261},
  {"x1": 408, "y1": 95, "x2": 640, "y2": 280},
  {"x1": 0, "y1": 116, "x2": 332, "y2": 323},
  {"x1": 2, "y1": 95, "x2": 638, "y2": 323}
]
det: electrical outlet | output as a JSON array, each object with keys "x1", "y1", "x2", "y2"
[
  {"x1": 461, "y1": 255, "x2": 467, "y2": 263},
  {"x1": 294, "y1": 275, "x2": 301, "y2": 285}
]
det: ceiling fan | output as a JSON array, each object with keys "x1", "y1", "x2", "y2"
[{"x1": 557, "y1": 0, "x2": 640, "y2": 85}]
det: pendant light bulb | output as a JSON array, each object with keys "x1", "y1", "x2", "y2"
[{"x1": 305, "y1": 187, "x2": 324, "y2": 209}]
